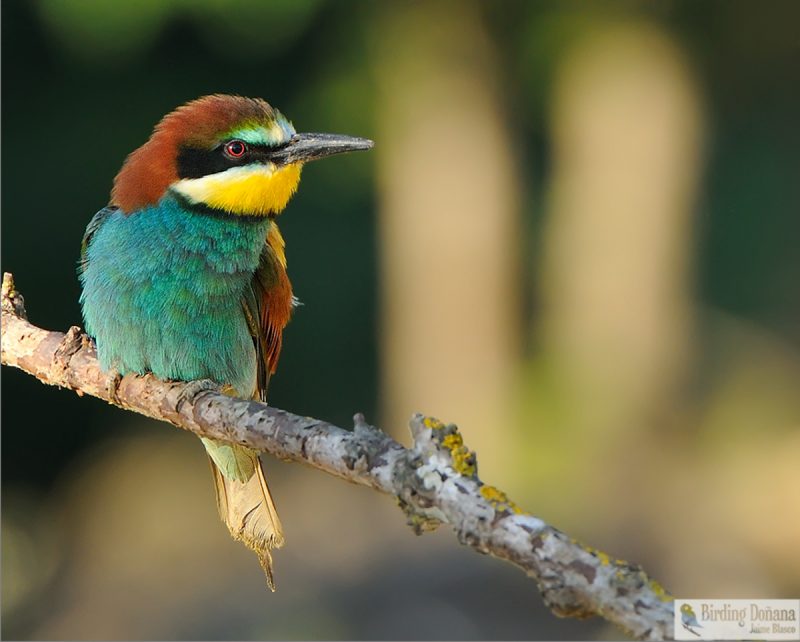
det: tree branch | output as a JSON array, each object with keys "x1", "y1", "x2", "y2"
[{"x1": 1, "y1": 272, "x2": 674, "y2": 641}]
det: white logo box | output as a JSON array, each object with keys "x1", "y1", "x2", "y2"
[{"x1": 675, "y1": 599, "x2": 799, "y2": 641}]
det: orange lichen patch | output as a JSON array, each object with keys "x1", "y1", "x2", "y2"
[
  {"x1": 480, "y1": 484, "x2": 509, "y2": 503},
  {"x1": 441, "y1": 431, "x2": 477, "y2": 477},
  {"x1": 423, "y1": 416, "x2": 445, "y2": 430},
  {"x1": 418, "y1": 416, "x2": 477, "y2": 477},
  {"x1": 399, "y1": 500, "x2": 440, "y2": 535},
  {"x1": 578, "y1": 542, "x2": 630, "y2": 568},
  {"x1": 441, "y1": 432, "x2": 463, "y2": 449},
  {"x1": 480, "y1": 485, "x2": 523, "y2": 514},
  {"x1": 580, "y1": 544, "x2": 616, "y2": 567},
  {"x1": 648, "y1": 578, "x2": 673, "y2": 602}
]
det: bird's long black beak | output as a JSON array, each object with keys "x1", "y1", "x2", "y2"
[{"x1": 270, "y1": 133, "x2": 374, "y2": 165}]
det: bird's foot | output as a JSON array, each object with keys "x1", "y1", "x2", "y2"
[
  {"x1": 104, "y1": 368, "x2": 123, "y2": 406},
  {"x1": 176, "y1": 379, "x2": 219, "y2": 413}
]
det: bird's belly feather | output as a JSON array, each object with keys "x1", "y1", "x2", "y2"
[{"x1": 80, "y1": 200, "x2": 269, "y2": 397}]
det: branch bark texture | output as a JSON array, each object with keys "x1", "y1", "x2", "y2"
[{"x1": 1, "y1": 272, "x2": 675, "y2": 640}]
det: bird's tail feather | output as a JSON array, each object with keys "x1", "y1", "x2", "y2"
[{"x1": 203, "y1": 439, "x2": 284, "y2": 590}]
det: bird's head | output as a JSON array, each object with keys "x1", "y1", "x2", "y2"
[{"x1": 111, "y1": 94, "x2": 373, "y2": 217}]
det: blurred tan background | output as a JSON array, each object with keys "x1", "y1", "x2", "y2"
[{"x1": 3, "y1": 0, "x2": 799, "y2": 639}]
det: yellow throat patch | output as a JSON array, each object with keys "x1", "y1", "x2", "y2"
[{"x1": 173, "y1": 163, "x2": 302, "y2": 216}]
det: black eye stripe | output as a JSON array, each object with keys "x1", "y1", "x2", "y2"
[{"x1": 176, "y1": 143, "x2": 283, "y2": 179}]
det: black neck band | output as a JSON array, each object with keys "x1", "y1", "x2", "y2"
[{"x1": 168, "y1": 190, "x2": 274, "y2": 223}]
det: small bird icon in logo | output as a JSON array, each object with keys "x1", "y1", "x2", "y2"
[{"x1": 681, "y1": 603, "x2": 703, "y2": 637}]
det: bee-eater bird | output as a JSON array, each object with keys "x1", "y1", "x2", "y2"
[{"x1": 78, "y1": 94, "x2": 373, "y2": 588}]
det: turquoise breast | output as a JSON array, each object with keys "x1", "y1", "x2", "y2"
[{"x1": 80, "y1": 195, "x2": 270, "y2": 397}]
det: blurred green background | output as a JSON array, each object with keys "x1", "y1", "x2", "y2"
[{"x1": 2, "y1": 0, "x2": 799, "y2": 639}]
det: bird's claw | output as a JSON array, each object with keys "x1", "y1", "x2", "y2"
[
  {"x1": 104, "y1": 368, "x2": 123, "y2": 406},
  {"x1": 176, "y1": 379, "x2": 219, "y2": 413}
]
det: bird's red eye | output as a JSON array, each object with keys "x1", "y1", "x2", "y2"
[{"x1": 224, "y1": 140, "x2": 247, "y2": 158}]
